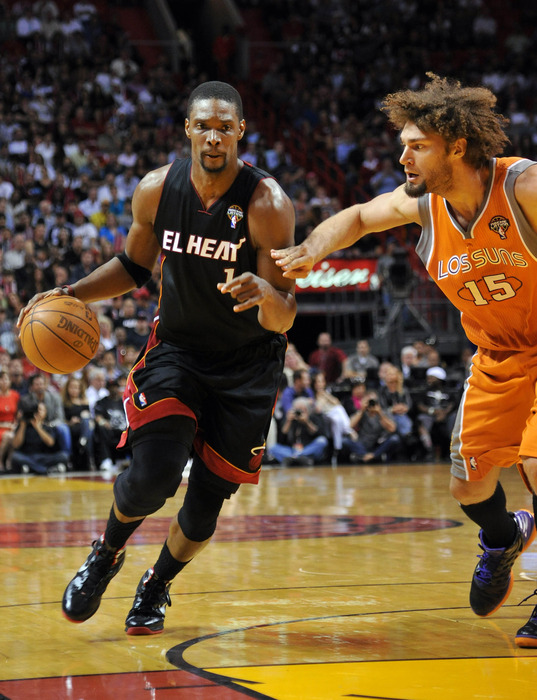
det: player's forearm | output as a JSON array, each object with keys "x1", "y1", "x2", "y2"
[
  {"x1": 305, "y1": 204, "x2": 363, "y2": 261},
  {"x1": 71, "y1": 258, "x2": 138, "y2": 303},
  {"x1": 258, "y1": 290, "x2": 297, "y2": 333}
]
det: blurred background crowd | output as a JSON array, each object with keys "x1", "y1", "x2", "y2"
[{"x1": 0, "y1": 0, "x2": 533, "y2": 473}]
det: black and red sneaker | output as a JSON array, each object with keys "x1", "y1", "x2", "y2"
[
  {"x1": 62, "y1": 534, "x2": 126, "y2": 623},
  {"x1": 125, "y1": 568, "x2": 171, "y2": 635}
]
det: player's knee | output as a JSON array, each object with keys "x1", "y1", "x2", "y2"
[
  {"x1": 449, "y1": 474, "x2": 477, "y2": 504},
  {"x1": 178, "y1": 479, "x2": 226, "y2": 542},
  {"x1": 114, "y1": 421, "x2": 194, "y2": 517},
  {"x1": 520, "y1": 456, "x2": 537, "y2": 493}
]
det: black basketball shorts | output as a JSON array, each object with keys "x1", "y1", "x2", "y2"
[{"x1": 120, "y1": 331, "x2": 286, "y2": 484}]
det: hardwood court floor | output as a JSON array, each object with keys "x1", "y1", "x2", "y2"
[{"x1": 1, "y1": 461, "x2": 537, "y2": 700}]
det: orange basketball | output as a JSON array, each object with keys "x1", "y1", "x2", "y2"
[{"x1": 19, "y1": 295, "x2": 100, "y2": 374}]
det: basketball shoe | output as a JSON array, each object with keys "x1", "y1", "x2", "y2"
[
  {"x1": 515, "y1": 596, "x2": 537, "y2": 648},
  {"x1": 470, "y1": 509, "x2": 535, "y2": 617},
  {"x1": 62, "y1": 534, "x2": 126, "y2": 622},
  {"x1": 125, "y1": 568, "x2": 172, "y2": 635}
]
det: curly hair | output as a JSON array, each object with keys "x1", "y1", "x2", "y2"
[{"x1": 381, "y1": 73, "x2": 510, "y2": 168}]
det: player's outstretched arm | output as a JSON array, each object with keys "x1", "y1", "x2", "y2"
[{"x1": 271, "y1": 186, "x2": 420, "y2": 279}]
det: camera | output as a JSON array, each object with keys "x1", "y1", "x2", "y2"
[
  {"x1": 367, "y1": 398, "x2": 378, "y2": 408},
  {"x1": 19, "y1": 395, "x2": 38, "y2": 421}
]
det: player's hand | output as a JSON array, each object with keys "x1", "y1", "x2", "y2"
[
  {"x1": 218, "y1": 273, "x2": 270, "y2": 312},
  {"x1": 16, "y1": 287, "x2": 66, "y2": 327},
  {"x1": 270, "y1": 244, "x2": 314, "y2": 279}
]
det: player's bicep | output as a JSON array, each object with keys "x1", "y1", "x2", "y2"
[
  {"x1": 250, "y1": 181, "x2": 296, "y2": 292},
  {"x1": 124, "y1": 220, "x2": 161, "y2": 271},
  {"x1": 250, "y1": 179, "x2": 296, "y2": 249},
  {"x1": 123, "y1": 170, "x2": 164, "y2": 271}
]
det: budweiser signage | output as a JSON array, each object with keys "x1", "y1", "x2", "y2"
[{"x1": 295, "y1": 259, "x2": 379, "y2": 293}]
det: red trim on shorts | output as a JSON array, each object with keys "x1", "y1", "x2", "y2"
[
  {"x1": 118, "y1": 396, "x2": 196, "y2": 449},
  {"x1": 194, "y1": 434, "x2": 262, "y2": 485},
  {"x1": 128, "y1": 396, "x2": 196, "y2": 430}
]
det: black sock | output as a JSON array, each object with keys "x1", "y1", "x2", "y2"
[
  {"x1": 153, "y1": 541, "x2": 190, "y2": 581},
  {"x1": 104, "y1": 506, "x2": 144, "y2": 551},
  {"x1": 460, "y1": 482, "x2": 517, "y2": 548}
]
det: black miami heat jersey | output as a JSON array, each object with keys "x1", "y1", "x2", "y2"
[{"x1": 153, "y1": 158, "x2": 275, "y2": 351}]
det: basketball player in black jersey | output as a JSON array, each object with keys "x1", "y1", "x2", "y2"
[{"x1": 18, "y1": 81, "x2": 296, "y2": 635}]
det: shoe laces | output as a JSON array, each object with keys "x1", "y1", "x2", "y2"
[
  {"x1": 518, "y1": 589, "x2": 537, "y2": 607},
  {"x1": 474, "y1": 548, "x2": 510, "y2": 585},
  {"x1": 138, "y1": 573, "x2": 171, "y2": 612},
  {"x1": 85, "y1": 540, "x2": 120, "y2": 584}
]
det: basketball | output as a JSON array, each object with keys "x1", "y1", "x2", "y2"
[{"x1": 19, "y1": 296, "x2": 100, "y2": 374}]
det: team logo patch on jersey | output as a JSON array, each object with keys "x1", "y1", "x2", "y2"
[
  {"x1": 470, "y1": 456, "x2": 478, "y2": 471},
  {"x1": 138, "y1": 392, "x2": 148, "y2": 408},
  {"x1": 227, "y1": 205, "x2": 244, "y2": 229},
  {"x1": 489, "y1": 215, "x2": 510, "y2": 239}
]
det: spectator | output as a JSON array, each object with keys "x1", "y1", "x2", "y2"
[
  {"x1": 412, "y1": 340, "x2": 432, "y2": 368},
  {"x1": 282, "y1": 342, "x2": 309, "y2": 386},
  {"x1": 61, "y1": 376, "x2": 92, "y2": 471},
  {"x1": 99, "y1": 212, "x2": 127, "y2": 253},
  {"x1": 308, "y1": 332, "x2": 346, "y2": 385},
  {"x1": 4, "y1": 233, "x2": 27, "y2": 271},
  {"x1": 126, "y1": 311, "x2": 151, "y2": 349},
  {"x1": 343, "y1": 377, "x2": 367, "y2": 415},
  {"x1": 279, "y1": 368, "x2": 314, "y2": 415},
  {"x1": 11, "y1": 396, "x2": 69, "y2": 475},
  {"x1": 369, "y1": 156, "x2": 405, "y2": 196},
  {"x1": 271, "y1": 397, "x2": 329, "y2": 466},
  {"x1": 72, "y1": 209, "x2": 99, "y2": 249},
  {"x1": 8, "y1": 359, "x2": 28, "y2": 395},
  {"x1": 345, "y1": 389, "x2": 401, "y2": 463},
  {"x1": 27, "y1": 372, "x2": 71, "y2": 457},
  {"x1": 131, "y1": 286, "x2": 156, "y2": 320},
  {"x1": 400, "y1": 344, "x2": 419, "y2": 383},
  {"x1": 264, "y1": 141, "x2": 293, "y2": 178},
  {"x1": 47, "y1": 211, "x2": 74, "y2": 248},
  {"x1": 117, "y1": 141, "x2": 138, "y2": 170},
  {"x1": 79, "y1": 186, "x2": 102, "y2": 220},
  {"x1": 343, "y1": 339, "x2": 380, "y2": 380},
  {"x1": 15, "y1": 6, "x2": 42, "y2": 43},
  {"x1": 0, "y1": 370, "x2": 19, "y2": 472},
  {"x1": 415, "y1": 367, "x2": 458, "y2": 461},
  {"x1": 114, "y1": 295, "x2": 138, "y2": 334},
  {"x1": 378, "y1": 365, "x2": 413, "y2": 439},
  {"x1": 93, "y1": 377, "x2": 130, "y2": 472},
  {"x1": 312, "y1": 370, "x2": 356, "y2": 460},
  {"x1": 114, "y1": 166, "x2": 139, "y2": 201},
  {"x1": 70, "y1": 247, "x2": 96, "y2": 283},
  {"x1": 107, "y1": 184, "x2": 125, "y2": 217},
  {"x1": 85, "y1": 366, "x2": 108, "y2": 417},
  {"x1": 100, "y1": 348, "x2": 123, "y2": 382},
  {"x1": 97, "y1": 314, "x2": 116, "y2": 351}
]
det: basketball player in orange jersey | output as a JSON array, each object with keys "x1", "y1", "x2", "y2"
[
  {"x1": 272, "y1": 73, "x2": 537, "y2": 648},
  {"x1": 18, "y1": 81, "x2": 296, "y2": 635}
]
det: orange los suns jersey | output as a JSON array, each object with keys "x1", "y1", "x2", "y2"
[{"x1": 416, "y1": 157, "x2": 537, "y2": 351}]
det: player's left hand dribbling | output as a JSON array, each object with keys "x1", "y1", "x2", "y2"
[
  {"x1": 16, "y1": 287, "x2": 66, "y2": 327},
  {"x1": 218, "y1": 273, "x2": 268, "y2": 312}
]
